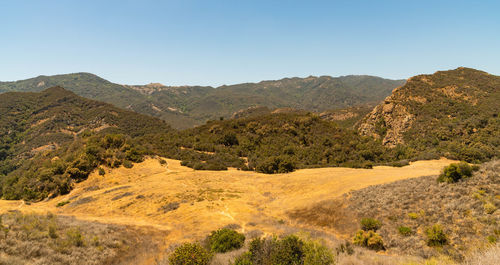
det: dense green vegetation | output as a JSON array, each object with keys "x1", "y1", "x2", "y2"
[
  {"x1": 0, "y1": 85, "x2": 398, "y2": 200},
  {"x1": 360, "y1": 218, "x2": 381, "y2": 231},
  {"x1": 167, "y1": 230, "x2": 335, "y2": 265},
  {"x1": 0, "y1": 87, "x2": 173, "y2": 200},
  {"x1": 173, "y1": 112, "x2": 398, "y2": 173},
  {"x1": 168, "y1": 242, "x2": 213, "y2": 265},
  {"x1": 0, "y1": 73, "x2": 404, "y2": 129},
  {"x1": 232, "y1": 235, "x2": 335, "y2": 265},
  {"x1": 353, "y1": 219, "x2": 385, "y2": 251},
  {"x1": 360, "y1": 67, "x2": 500, "y2": 163},
  {"x1": 437, "y1": 162, "x2": 475, "y2": 183},
  {"x1": 208, "y1": 228, "x2": 245, "y2": 253},
  {"x1": 426, "y1": 224, "x2": 448, "y2": 247},
  {"x1": 352, "y1": 230, "x2": 385, "y2": 251}
]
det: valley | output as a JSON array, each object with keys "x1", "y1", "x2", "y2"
[
  {"x1": 0, "y1": 67, "x2": 498, "y2": 265},
  {"x1": 0, "y1": 158, "x2": 457, "y2": 264},
  {"x1": 2, "y1": 2, "x2": 499, "y2": 264}
]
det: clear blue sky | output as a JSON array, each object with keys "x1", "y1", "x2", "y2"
[{"x1": 1, "y1": 0, "x2": 499, "y2": 86}]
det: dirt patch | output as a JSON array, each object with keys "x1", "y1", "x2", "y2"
[
  {"x1": 70, "y1": 196, "x2": 96, "y2": 207},
  {"x1": 103, "y1": 186, "x2": 131, "y2": 194},
  {"x1": 158, "y1": 202, "x2": 180, "y2": 213},
  {"x1": 111, "y1": 192, "x2": 134, "y2": 201},
  {"x1": 288, "y1": 197, "x2": 357, "y2": 237}
]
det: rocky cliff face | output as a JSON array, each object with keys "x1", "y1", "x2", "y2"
[
  {"x1": 358, "y1": 67, "x2": 500, "y2": 151},
  {"x1": 358, "y1": 87, "x2": 414, "y2": 147}
]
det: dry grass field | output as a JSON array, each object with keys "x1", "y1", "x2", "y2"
[
  {"x1": 0, "y1": 157, "x2": 461, "y2": 264},
  {"x1": 1, "y1": 158, "x2": 455, "y2": 241}
]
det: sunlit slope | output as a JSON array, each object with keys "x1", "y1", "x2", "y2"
[{"x1": 0, "y1": 158, "x2": 455, "y2": 244}]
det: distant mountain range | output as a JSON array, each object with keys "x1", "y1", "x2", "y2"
[
  {"x1": 0, "y1": 73, "x2": 404, "y2": 129},
  {"x1": 1, "y1": 67, "x2": 498, "y2": 201}
]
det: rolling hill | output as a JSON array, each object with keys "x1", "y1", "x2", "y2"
[
  {"x1": 0, "y1": 87, "x2": 173, "y2": 200},
  {"x1": 359, "y1": 67, "x2": 500, "y2": 163},
  {"x1": 0, "y1": 73, "x2": 404, "y2": 129}
]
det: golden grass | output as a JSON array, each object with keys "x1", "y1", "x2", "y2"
[{"x1": 0, "y1": 158, "x2": 455, "y2": 247}]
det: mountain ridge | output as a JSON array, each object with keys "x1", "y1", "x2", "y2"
[
  {"x1": 0, "y1": 72, "x2": 404, "y2": 129},
  {"x1": 358, "y1": 67, "x2": 500, "y2": 162}
]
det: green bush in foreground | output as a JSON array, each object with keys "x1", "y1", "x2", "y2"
[
  {"x1": 398, "y1": 226, "x2": 413, "y2": 236},
  {"x1": 208, "y1": 228, "x2": 245, "y2": 253},
  {"x1": 302, "y1": 239, "x2": 335, "y2": 265},
  {"x1": 437, "y1": 162, "x2": 474, "y2": 183},
  {"x1": 426, "y1": 224, "x2": 447, "y2": 247},
  {"x1": 360, "y1": 218, "x2": 381, "y2": 231},
  {"x1": 169, "y1": 242, "x2": 212, "y2": 265},
  {"x1": 353, "y1": 230, "x2": 384, "y2": 251},
  {"x1": 233, "y1": 235, "x2": 334, "y2": 265}
]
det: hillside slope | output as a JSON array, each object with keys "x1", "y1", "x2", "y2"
[
  {"x1": 290, "y1": 160, "x2": 499, "y2": 260},
  {"x1": 173, "y1": 111, "x2": 399, "y2": 172},
  {"x1": 0, "y1": 73, "x2": 199, "y2": 129},
  {"x1": 0, "y1": 73, "x2": 404, "y2": 128},
  {"x1": 0, "y1": 87, "x2": 173, "y2": 200},
  {"x1": 359, "y1": 67, "x2": 500, "y2": 162},
  {"x1": 131, "y1": 75, "x2": 404, "y2": 124}
]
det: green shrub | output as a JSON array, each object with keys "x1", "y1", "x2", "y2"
[
  {"x1": 408, "y1": 212, "x2": 419, "y2": 219},
  {"x1": 271, "y1": 235, "x2": 305, "y2": 265},
  {"x1": 219, "y1": 133, "x2": 239, "y2": 146},
  {"x1": 484, "y1": 202, "x2": 497, "y2": 214},
  {"x1": 437, "y1": 162, "x2": 473, "y2": 183},
  {"x1": 66, "y1": 228, "x2": 84, "y2": 247},
  {"x1": 169, "y1": 242, "x2": 212, "y2": 265},
  {"x1": 208, "y1": 228, "x2": 245, "y2": 253},
  {"x1": 256, "y1": 156, "x2": 296, "y2": 174},
  {"x1": 56, "y1": 200, "x2": 70, "y2": 207},
  {"x1": 123, "y1": 160, "x2": 133, "y2": 168},
  {"x1": 353, "y1": 230, "x2": 384, "y2": 251},
  {"x1": 48, "y1": 223, "x2": 58, "y2": 239},
  {"x1": 232, "y1": 251, "x2": 253, "y2": 265},
  {"x1": 303, "y1": 239, "x2": 335, "y2": 265},
  {"x1": 98, "y1": 167, "x2": 105, "y2": 176},
  {"x1": 240, "y1": 235, "x2": 311, "y2": 265},
  {"x1": 426, "y1": 224, "x2": 447, "y2": 246},
  {"x1": 398, "y1": 226, "x2": 412, "y2": 236},
  {"x1": 360, "y1": 218, "x2": 381, "y2": 231},
  {"x1": 487, "y1": 235, "x2": 497, "y2": 244}
]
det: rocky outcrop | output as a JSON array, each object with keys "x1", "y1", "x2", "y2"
[
  {"x1": 358, "y1": 67, "x2": 498, "y2": 148},
  {"x1": 358, "y1": 90, "x2": 414, "y2": 147}
]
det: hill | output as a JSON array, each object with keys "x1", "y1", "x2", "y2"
[
  {"x1": 129, "y1": 75, "x2": 404, "y2": 125},
  {"x1": 0, "y1": 87, "x2": 173, "y2": 200},
  {"x1": 170, "y1": 111, "x2": 402, "y2": 172},
  {"x1": 0, "y1": 73, "x2": 199, "y2": 129},
  {"x1": 359, "y1": 67, "x2": 500, "y2": 163},
  {"x1": 0, "y1": 87, "x2": 400, "y2": 201},
  {"x1": 0, "y1": 73, "x2": 404, "y2": 129},
  {"x1": 290, "y1": 159, "x2": 499, "y2": 260}
]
